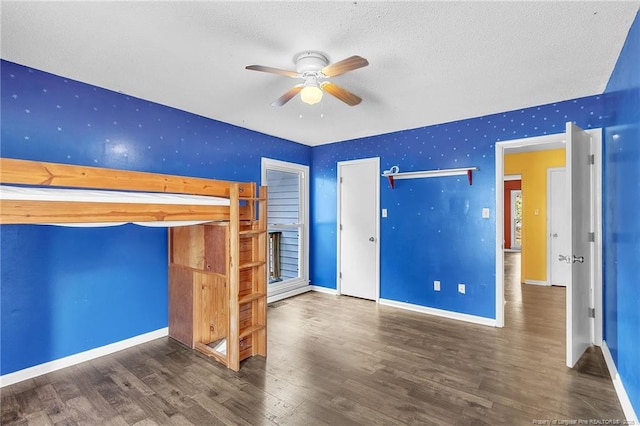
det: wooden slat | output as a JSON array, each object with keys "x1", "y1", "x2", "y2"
[
  {"x1": 239, "y1": 324, "x2": 265, "y2": 340},
  {"x1": 0, "y1": 158, "x2": 252, "y2": 197},
  {"x1": 239, "y1": 261, "x2": 266, "y2": 270},
  {"x1": 0, "y1": 200, "x2": 253, "y2": 224},
  {"x1": 253, "y1": 185, "x2": 268, "y2": 357},
  {"x1": 238, "y1": 292, "x2": 266, "y2": 305},
  {"x1": 193, "y1": 341, "x2": 227, "y2": 365},
  {"x1": 227, "y1": 183, "x2": 241, "y2": 372}
]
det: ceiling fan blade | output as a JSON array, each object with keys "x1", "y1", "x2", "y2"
[
  {"x1": 271, "y1": 84, "x2": 304, "y2": 106},
  {"x1": 246, "y1": 65, "x2": 299, "y2": 78},
  {"x1": 321, "y1": 55, "x2": 369, "y2": 77},
  {"x1": 321, "y1": 82, "x2": 362, "y2": 106}
]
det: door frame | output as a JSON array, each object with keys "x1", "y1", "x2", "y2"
[
  {"x1": 547, "y1": 166, "x2": 568, "y2": 287},
  {"x1": 261, "y1": 158, "x2": 310, "y2": 303},
  {"x1": 336, "y1": 157, "x2": 380, "y2": 301},
  {"x1": 494, "y1": 129, "x2": 603, "y2": 346}
]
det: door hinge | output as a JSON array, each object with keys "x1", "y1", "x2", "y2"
[
  {"x1": 588, "y1": 154, "x2": 595, "y2": 165},
  {"x1": 588, "y1": 232, "x2": 595, "y2": 242},
  {"x1": 588, "y1": 308, "x2": 595, "y2": 318},
  {"x1": 339, "y1": 272, "x2": 342, "y2": 279},
  {"x1": 340, "y1": 224, "x2": 343, "y2": 231},
  {"x1": 340, "y1": 177, "x2": 343, "y2": 183}
]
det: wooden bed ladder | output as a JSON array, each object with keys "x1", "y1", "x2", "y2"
[{"x1": 228, "y1": 183, "x2": 268, "y2": 371}]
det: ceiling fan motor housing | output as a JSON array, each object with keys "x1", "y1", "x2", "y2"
[{"x1": 295, "y1": 51, "x2": 329, "y2": 75}]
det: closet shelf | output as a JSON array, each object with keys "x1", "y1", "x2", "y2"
[{"x1": 382, "y1": 167, "x2": 478, "y2": 188}]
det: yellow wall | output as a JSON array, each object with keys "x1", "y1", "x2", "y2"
[{"x1": 504, "y1": 149, "x2": 565, "y2": 283}]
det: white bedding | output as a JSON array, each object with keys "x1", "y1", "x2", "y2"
[{"x1": 0, "y1": 185, "x2": 230, "y2": 227}]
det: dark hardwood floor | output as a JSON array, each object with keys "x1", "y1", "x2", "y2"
[{"x1": 2, "y1": 252, "x2": 625, "y2": 425}]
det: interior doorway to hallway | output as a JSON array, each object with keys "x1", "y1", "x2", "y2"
[{"x1": 495, "y1": 126, "x2": 604, "y2": 368}]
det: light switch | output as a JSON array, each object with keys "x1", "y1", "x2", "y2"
[
  {"x1": 482, "y1": 208, "x2": 490, "y2": 218},
  {"x1": 382, "y1": 209, "x2": 388, "y2": 218}
]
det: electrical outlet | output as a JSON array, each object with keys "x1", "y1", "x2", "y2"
[
  {"x1": 458, "y1": 283, "x2": 466, "y2": 294},
  {"x1": 434, "y1": 280, "x2": 440, "y2": 291},
  {"x1": 382, "y1": 208, "x2": 388, "y2": 218}
]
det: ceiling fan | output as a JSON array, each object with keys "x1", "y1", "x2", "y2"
[{"x1": 246, "y1": 51, "x2": 369, "y2": 107}]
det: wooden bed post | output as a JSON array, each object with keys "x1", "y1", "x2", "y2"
[{"x1": 228, "y1": 183, "x2": 241, "y2": 371}]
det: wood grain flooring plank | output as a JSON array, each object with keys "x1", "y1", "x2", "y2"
[
  {"x1": 0, "y1": 253, "x2": 627, "y2": 425},
  {"x1": 280, "y1": 399, "x2": 362, "y2": 426},
  {"x1": 328, "y1": 394, "x2": 407, "y2": 426},
  {"x1": 190, "y1": 392, "x2": 253, "y2": 426},
  {"x1": 338, "y1": 377, "x2": 455, "y2": 425},
  {"x1": 1, "y1": 392, "x2": 23, "y2": 425}
]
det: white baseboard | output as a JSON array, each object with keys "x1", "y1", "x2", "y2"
[
  {"x1": 524, "y1": 279, "x2": 549, "y2": 286},
  {"x1": 309, "y1": 285, "x2": 338, "y2": 295},
  {"x1": 601, "y1": 341, "x2": 639, "y2": 424},
  {"x1": 0, "y1": 327, "x2": 168, "y2": 388},
  {"x1": 378, "y1": 299, "x2": 497, "y2": 327},
  {"x1": 267, "y1": 285, "x2": 312, "y2": 303}
]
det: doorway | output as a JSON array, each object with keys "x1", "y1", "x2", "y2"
[
  {"x1": 261, "y1": 158, "x2": 310, "y2": 303},
  {"x1": 510, "y1": 190, "x2": 522, "y2": 250},
  {"x1": 337, "y1": 158, "x2": 380, "y2": 301},
  {"x1": 494, "y1": 126, "x2": 603, "y2": 366},
  {"x1": 504, "y1": 175, "x2": 523, "y2": 252}
]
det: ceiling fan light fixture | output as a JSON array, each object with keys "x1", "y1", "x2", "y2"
[
  {"x1": 246, "y1": 51, "x2": 368, "y2": 107},
  {"x1": 300, "y1": 81, "x2": 323, "y2": 105}
]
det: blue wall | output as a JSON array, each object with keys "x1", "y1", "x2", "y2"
[
  {"x1": 310, "y1": 96, "x2": 614, "y2": 319},
  {"x1": 0, "y1": 60, "x2": 310, "y2": 375},
  {"x1": 1, "y1": 13, "x2": 638, "y2": 417},
  {"x1": 603, "y1": 11, "x2": 640, "y2": 417}
]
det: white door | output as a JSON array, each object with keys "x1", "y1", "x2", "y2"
[
  {"x1": 565, "y1": 122, "x2": 593, "y2": 368},
  {"x1": 338, "y1": 158, "x2": 379, "y2": 300},
  {"x1": 548, "y1": 168, "x2": 570, "y2": 287}
]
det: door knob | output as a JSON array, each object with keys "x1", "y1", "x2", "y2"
[
  {"x1": 572, "y1": 255, "x2": 584, "y2": 264},
  {"x1": 553, "y1": 233, "x2": 558, "y2": 238},
  {"x1": 369, "y1": 237, "x2": 375, "y2": 242}
]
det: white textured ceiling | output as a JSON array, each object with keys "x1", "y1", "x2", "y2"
[{"x1": 1, "y1": 1, "x2": 638, "y2": 146}]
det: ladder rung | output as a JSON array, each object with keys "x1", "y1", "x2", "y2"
[
  {"x1": 239, "y1": 261, "x2": 265, "y2": 270},
  {"x1": 239, "y1": 324, "x2": 265, "y2": 339},
  {"x1": 239, "y1": 229, "x2": 266, "y2": 237},
  {"x1": 238, "y1": 292, "x2": 266, "y2": 304}
]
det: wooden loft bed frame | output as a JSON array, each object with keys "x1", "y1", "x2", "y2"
[
  {"x1": 0, "y1": 157, "x2": 254, "y2": 224},
  {"x1": 0, "y1": 157, "x2": 268, "y2": 371}
]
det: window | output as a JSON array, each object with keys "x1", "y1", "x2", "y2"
[{"x1": 261, "y1": 159, "x2": 309, "y2": 299}]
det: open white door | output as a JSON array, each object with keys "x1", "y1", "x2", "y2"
[{"x1": 565, "y1": 122, "x2": 593, "y2": 368}]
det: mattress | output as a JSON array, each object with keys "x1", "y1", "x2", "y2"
[{"x1": 0, "y1": 185, "x2": 230, "y2": 227}]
